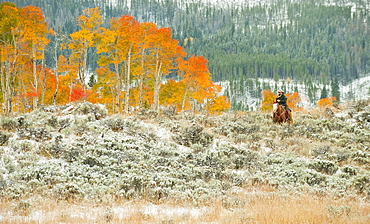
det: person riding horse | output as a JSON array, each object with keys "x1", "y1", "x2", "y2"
[{"x1": 276, "y1": 90, "x2": 292, "y2": 122}]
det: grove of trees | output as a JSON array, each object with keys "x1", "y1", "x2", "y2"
[
  {"x1": 4, "y1": 0, "x2": 370, "y2": 111},
  {"x1": 0, "y1": 2, "x2": 230, "y2": 116}
]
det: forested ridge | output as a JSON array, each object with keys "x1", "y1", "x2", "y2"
[{"x1": 2, "y1": 0, "x2": 370, "y2": 111}]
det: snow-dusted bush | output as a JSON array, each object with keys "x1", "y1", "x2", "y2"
[
  {"x1": 304, "y1": 170, "x2": 327, "y2": 186},
  {"x1": 173, "y1": 124, "x2": 213, "y2": 147},
  {"x1": 75, "y1": 102, "x2": 108, "y2": 120},
  {"x1": 327, "y1": 205, "x2": 351, "y2": 218},
  {"x1": 0, "y1": 116, "x2": 27, "y2": 131},
  {"x1": 318, "y1": 118, "x2": 347, "y2": 132},
  {"x1": 0, "y1": 132, "x2": 11, "y2": 145},
  {"x1": 191, "y1": 143, "x2": 204, "y2": 153},
  {"x1": 354, "y1": 110, "x2": 370, "y2": 129},
  {"x1": 138, "y1": 108, "x2": 158, "y2": 118},
  {"x1": 350, "y1": 99, "x2": 370, "y2": 112},
  {"x1": 46, "y1": 135, "x2": 64, "y2": 156},
  {"x1": 215, "y1": 122, "x2": 248, "y2": 136},
  {"x1": 47, "y1": 115, "x2": 71, "y2": 131},
  {"x1": 351, "y1": 172, "x2": 370, "y2": 194},
  {"x1": 103, "y1": 116, "x2": 139, "y2": 132},
  {"x1": 311, "y1": 145, "x2": 331, "y2": 157},
  {"x1": 294, "y1": 122, "x2": 323, "y2": 139},
  {"x1": 341, "y1": 166, "x2": 357, "y2": 176},
  {"x1": 213, "y1": 121, "x2": 261, "y2": 137},
  {"x1": 17, "y1": 127, "x2": 52, "y2": 142},
  {"x1": 308, "y1": 159, "x2": 338, "y2": 175},
  {"x1": 70, "y1": 121, "x2": 94, "y2": 136},
  {"x1": 350, "y1": 150, "x2": 370, "y2": 166},
  {"x1": 2, "y1": 154, "x2": 16, "y2": 173},
  {"x1": 14, "y1": 200, "x2": 32, "y2": 216}
]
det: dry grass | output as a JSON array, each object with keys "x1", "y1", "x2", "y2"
[
  {"x1": 245, "y1": 193, "x2": 370, "y2": 224},
  {"x1": 1, "y1": 190, "x2": 369, "y2": 224}
]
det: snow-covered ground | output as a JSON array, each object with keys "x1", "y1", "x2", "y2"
[{"x1": 341, "y1": 75, "x2": 370, "y2": 101}]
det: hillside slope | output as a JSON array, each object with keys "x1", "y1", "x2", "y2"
[{"x1": 1, "y1": 101, "x2": 370, "y2": 222}]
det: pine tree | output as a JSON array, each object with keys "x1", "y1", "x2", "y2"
[
  {"x1": 331, "y1": 77, "x2": 340, "y2": 101},
  {"x1": 320, "y1": 86, "x2": 328, "y2": 100}
]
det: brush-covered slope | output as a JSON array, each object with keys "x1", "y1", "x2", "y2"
[{"x1": 0, "y1": 101, "x2": 370, "y2": 204}]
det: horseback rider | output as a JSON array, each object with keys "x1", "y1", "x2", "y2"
[{"x1": 276, "y1": 90, "x2": 292, "y2": 122}]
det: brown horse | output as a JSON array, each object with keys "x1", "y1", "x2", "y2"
[{"x1": 273, "y1": 103, "x2": 288, "y2": 124}]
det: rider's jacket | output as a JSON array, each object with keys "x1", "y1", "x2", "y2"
[{"x1": 276, "y1": 93, "x2": 288, "y2": 107}]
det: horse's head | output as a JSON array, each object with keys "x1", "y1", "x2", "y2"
[{"x1": 273, "y1": 103, "x2": 279, "y2": 112}]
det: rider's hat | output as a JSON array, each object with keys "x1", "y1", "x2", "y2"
[{"x1": 277, "y1": 89, "x2": 284, "y2": 93}]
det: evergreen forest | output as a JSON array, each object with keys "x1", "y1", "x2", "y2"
[{"x1": 3, "y1": 0, "x2": 370, "y2": 110}]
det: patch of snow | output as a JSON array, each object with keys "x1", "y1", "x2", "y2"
[
  {"x1": 260, "y1": 146, "x2": 272, "y2": 154},
  {"x1": 61, "y1": 105, "x2": 76, "y2": 115},
  {"x1": 341, "y1": 76, "x2": 370, "y2": 101},
  {"x1": 112, "y1": 202, "x2": 206, "y2": 220},
  {"x1": 335, "y1": 110, "x2": 349, "y2": 118}
]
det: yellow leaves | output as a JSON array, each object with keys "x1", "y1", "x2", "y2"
[
  {"x1": 16, "y1": 63, "x2": 57, "y2": 109},
  {"x1": 260, "y1": 89, "x2": 276, "y2": 112},
  {"x1": 160, "y1": 79, "x2": 185, "y2": 111},
  {"x1": 147, "y1": 27, "x2": 186, "y2": 66},
  {"x1": 71, "y1": 28, "x2": 95, "y2": 43},
  {"x1": 208, "y1": 95, "x2": 231, "y2": 115},
  {"x1": 0, "y1": 3, "x2": 54, "y2": 114},
  {"x1": 69, "y1": 29, "x2": 95, "y2": 51},
  {"x1": 77, "y1": 7, "x2": 102, "y2": 30},
  {"x1": 95, "y1": 67, "x2": 115, "y2": 86},
  {"x1": 19, "y1": 5, "x2": 51, "y2": 44},
  {"x1": 66, "y1": 8, "x2": 103, "y2": 91},
  {"x1": 0, "y1": 3, "x2": 19, "y2": 41},
  {"x1": 93, "y1": 67, "x2": 116, "y2": 105},
  {"x1": 95, "y1": 27, "x2": 116, "y2": 54}
]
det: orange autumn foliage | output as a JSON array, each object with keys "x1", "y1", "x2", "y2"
[
  {"x1": 148, "y1": 27, "x2": 186, "y2": 112},
  {"x1": 16, "y1": 63, "x2": 57, "y2": 112},
  {"x1": 177, "y1": 55, "x2": 229, "y2": 114},
  {"x1": 286, "y1": 92, "x2": 303, "y2": 111},
  {"x1": 70, "y1": 87, "x2": 86, "y2": 102},
  {"x1": 0, "y1": 3, "x2": 53, "y2": 114},
  {"x1": 177, "y1": 55, "x2": 213, "y2": 112},
  {"x1": 130, "y1": 85, "x2": 154, "y2": 110},
  {"x1": 0, "y1": 4, "x2": 230, "y2": 116},
  {"x1": 318, "y1": 96, "x2": 337, "y2": 108}
]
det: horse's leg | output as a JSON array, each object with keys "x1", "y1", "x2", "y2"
[
  {"x1": 281, "y1": 107, "x2": 288, "y2": 123},
  {"x1": 278, "y1": 113, "x2": 283, "y2": 125},
  {"x1": 280, "y1": 108, "x2": 285, "y2": 124},
  {"x1": 282, "y1": 107, "x2": 289, "y2": 122},
  {"x1": 273, "y1": 113, "x2": 278, "y2": 123},
  {"x1": 275, "y1": 110, "x2": 282, "y2": 125}
]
